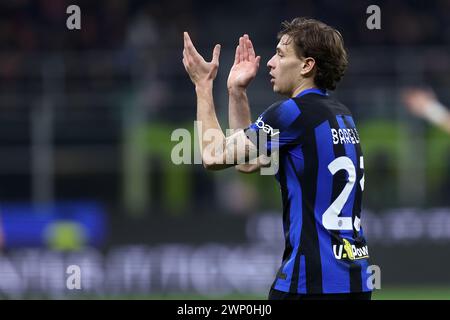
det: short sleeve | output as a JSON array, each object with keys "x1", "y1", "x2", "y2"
[{"x1": 244, "y1": 98, "x2": 303, "y2": 155}]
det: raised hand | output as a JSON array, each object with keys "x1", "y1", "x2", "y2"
[
  {"x1": 401, "y1": 88, "x2": 437, "y2": 117},
  {"x1": 182, "y1": 32, "x2": 221, "y2": 87},
  {"x1": 227, "y1": 34, "x2": 261, "y2": 90}
]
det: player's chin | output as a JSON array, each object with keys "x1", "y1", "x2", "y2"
[{"x1": 273, "y1": 86, "x2": 286, "y2": 96}]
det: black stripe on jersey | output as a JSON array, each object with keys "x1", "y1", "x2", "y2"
[
  {"x1": 350, "y1": 262, "x2": 363, "y2": 292},
  {"x1": 333, "y1": 115, "x2": 362, "y2": 293},
  {"x1": 299, "y1": 131, "x2": 323, "y2": 294},
  {"x1": 271, "y1": 158, "x2": 292, "y2": 289},
  {"x1": 286, "y1": 154, "x2": 302, "y2": 293}
]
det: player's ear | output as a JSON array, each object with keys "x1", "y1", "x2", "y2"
[{"x1": 300, "y1": 57, "x2": 316, "y2": 76}]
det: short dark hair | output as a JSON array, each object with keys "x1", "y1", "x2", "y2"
[{"x1": 278, "y1": 17, "x2": 348, "y2": 91}]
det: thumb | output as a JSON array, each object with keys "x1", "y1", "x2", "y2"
[
  {"x1": 255, "y1": 56, "x2": 261, "y2": 67},
  {"x1": 211, "y1": 44, "x2": 221, "y2": 65}
]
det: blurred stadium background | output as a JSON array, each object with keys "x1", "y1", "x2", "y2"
[{"x1": 0, "y1": 0, "x2": 450, "y2": 299}]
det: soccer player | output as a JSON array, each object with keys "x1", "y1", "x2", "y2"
[
  {"x1": 402, "y1": 88, "x2": 450, "y2": 134},
  {"x1": 182, "y1": 17, "x2": 372, "y2": 300}
]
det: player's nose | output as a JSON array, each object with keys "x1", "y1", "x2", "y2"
[{"x1": 267, "y1": 55, "x2": 276, "y2": 69}]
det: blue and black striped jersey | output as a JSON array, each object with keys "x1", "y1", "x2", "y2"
[{"x1": 245, "y1": 88, "x2": 372, "y2": 294}]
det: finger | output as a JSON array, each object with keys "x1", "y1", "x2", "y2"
[
  {"x1": 255, "y1": 56, "x2": 261, "y2": 68},
  {"x1": 247, "y1": 37, "x2": 256, "y2": 60},
  {"x1": 182, "y1": 48, "x2": 188, "y2": 63},
  {"x1": 239, "y1": 36, "x2": 244, "y2": 62},
  {"x1": 183, "y1": 47, "x2": 192, "y2": 65},
  {"x1": 211, "y1": 44, "x2": 221, "y2": 66},
  {"x1": 243, "y1": 34, "x2": 249, "y2": 61},
  {"x1": 234, "y1": 45, "x2": 240, "y2": 65},
  {"x1": 184, "y1": 31, "x2": 200, "y2": 57},
  {"x1": 182, "y1": 55, "x2": 190, "y2": 73},
  {"x1": 183, "y1": 33, "x2": 192, "y2": 62}
]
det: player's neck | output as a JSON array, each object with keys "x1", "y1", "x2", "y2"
[{"x1": 291, "y1": 81, "x2": 317, "y2": 98}]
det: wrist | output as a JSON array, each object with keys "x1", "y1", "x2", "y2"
[
  {"x1": 195, "y1": 81, "x2": 213, "y2": 92},
  {"x1": 228, "y1": 85, "x2": 247, "y2": 95}
]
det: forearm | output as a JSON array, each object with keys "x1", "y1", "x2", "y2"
[
  {"x1": 195, "y1": 83, "x2": 227, "y2": 168},
  {"x1": 422, "y1": 99, "x2": 450, "y2": 134},
  {"x1": 228, "y1": 88, "x2": 265, "y2": 173},
  {"x1": 196, "y1": 83, "x2": 223, "y2": 130},
  {"x1": 228, "y1": 87, "x2": 252, "y2": 130}
]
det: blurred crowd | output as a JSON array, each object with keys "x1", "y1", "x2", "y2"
[
  {"x1": 2, "y1": 0, "x2": 450, "y2": 114},
  {"x1": 1, "y1": 0, "x2": 450, "y2": 53}
]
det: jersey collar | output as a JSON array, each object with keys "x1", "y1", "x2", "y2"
[{"x1": 295, "y1": 88, "x2": 328, "y2": 98}]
